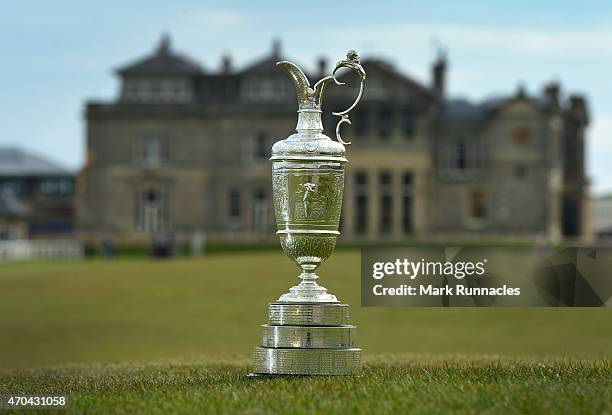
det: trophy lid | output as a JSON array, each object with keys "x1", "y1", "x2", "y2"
[
  {"x1": 270, "y1": 132, "x2": 347, "y2": 162},
  {"x1": 270, "y1": 51, "x2": 366, "y2": 163}
]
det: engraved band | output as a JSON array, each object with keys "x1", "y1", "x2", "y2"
[
  {"x1": 268, "y1": 303, "x2": 349, "y2": 326},
  {"x1": 252, "y1": 347, "x2": 361, "y2": 375},
  {"x1": 261, "y1": 325, "x2": 356, "y2": 348}
]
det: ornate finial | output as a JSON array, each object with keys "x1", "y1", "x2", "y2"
[{"x1": 346, "y1": 50, "x2": 360, "y2": 63}]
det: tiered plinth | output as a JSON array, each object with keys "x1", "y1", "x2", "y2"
[{"x1": 251, "y1": 303, "x2": 361, "y2": 375}]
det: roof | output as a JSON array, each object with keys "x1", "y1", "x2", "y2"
[
  {"x1": 360, "y1": 59, "x2": 434, "y2": 99},
  {"x1": 443, "y1": 91, "x2": 549, "y2": 123},
  {"x1": 443, "y1": 99, "x2": 487, "y2": 122},
  {"x1": 0, "y1": 148, "x2": 71, "y2": 177},
  {"x1": 117, "y1": 35, "x2": 203, "y2": 76},
  {"x1": 0, "y1": 190, "x2": 29, "y2": 218},
  {"x1": 240, "y1": 39, "x2": 283, "y2": 75}
]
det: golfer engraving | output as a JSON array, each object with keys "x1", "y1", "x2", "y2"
[{"x1": 302, "y1": 182, "x2": 317, "y2": 217}]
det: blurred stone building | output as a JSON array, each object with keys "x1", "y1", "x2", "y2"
[
  {"x1": 77, "y1": 36, "x2": 590, "y2": 243},
  {"x1": 0, "y1": 148, "x2": 74, "y2": 240}
]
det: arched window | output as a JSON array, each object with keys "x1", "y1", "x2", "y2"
[{"x1": 136, "y1": 188, "x2": 167, "y2": 233}]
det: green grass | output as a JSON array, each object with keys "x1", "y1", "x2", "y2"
[
  {"x1": 0, "y1": 251, "x2": 610, "y2": 413},
  {"x1": 0, "y1": 356, "x2": 609, "y2": 414},
  {"x1": 0, "y1": 250, "x2": 610, "y2": 369}
]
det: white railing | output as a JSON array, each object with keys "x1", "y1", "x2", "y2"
[{"x1": 0, "y1": 240, "x2": 83, "y2": 261}]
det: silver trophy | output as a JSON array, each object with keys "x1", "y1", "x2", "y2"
[{"x1": 251, "y1": 51, "x2": 366, "y2": 376}]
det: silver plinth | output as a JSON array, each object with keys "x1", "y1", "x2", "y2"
[
  {"x1": 252, "y1": 303, "x2": 361, "y2": 375},
  {"x1": 250, "y1": 50, "x2": 366, "y2": 376}
]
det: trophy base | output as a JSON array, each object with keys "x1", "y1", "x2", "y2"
[
  {"x1": 252, "y1": 347, "x2": 361, "y2": 375},
  {"x1": 250, "y1": 303, "x2": 361, "y2": 376}
]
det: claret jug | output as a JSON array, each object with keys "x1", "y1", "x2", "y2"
[
  {"x1": 251, "y1": 50, "x2": 366, "y2": 376},
  {"x1": 271, "y1": 50, "x2": 365, "y2": 303}
]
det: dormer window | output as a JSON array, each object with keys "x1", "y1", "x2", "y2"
[
  {"x1": 242, "y1": 78, "x2": 291, "y2": 102},
  {"x1": 122, "y1": 78, "x2": 192, "y2": 103},
  {"x1": 117, "y1": 36, "x2": 201, "y2": 104}
]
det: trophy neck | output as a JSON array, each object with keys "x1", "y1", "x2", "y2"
[
  {"x1": 295, "y1": 108, "x2": 323, "y2": 134},
  {"x1": 277, "y1": 270, "x2": 339, "y2": 303}
]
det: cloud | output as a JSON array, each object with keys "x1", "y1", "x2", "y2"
[
  {"x1": 186, "y1": 8, "x2": 248, "y2": 29},
  {"x1": 321, "y1": 23, "x2": 612, "y2": 59}
]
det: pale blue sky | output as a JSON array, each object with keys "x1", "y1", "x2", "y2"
[{"x1": 2, "y1": 0, "x2": 612, "y2": 193}]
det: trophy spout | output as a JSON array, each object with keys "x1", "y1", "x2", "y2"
[{"x1": 276, "y1": 61, "x2": 316, "y2": 110}]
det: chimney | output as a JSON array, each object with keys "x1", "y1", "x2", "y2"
[
  {"x1": 317, "y1": 57, "x2": 328, "y2": 77},
  {"x1": 544, "y1": 81, "x2": 560, "y2": 108},
  {"x1": 157, "y1": 33, "x2": 171, "y2": 55},
  {"x1": 221, "y1": 53, "x2": 233, "y2": 74},
  {"x1": 272, "y1": 38, "x2": 282, "y2": 58},
  {"x1": 432, "y1": 50, "x2": 447, "y2": 97},
  {"x1": 570, "y1": 95, "x2": 589, "y2": 124},
  {"x1": 515, "y1": 82, "x2": 527, "y2": 99}
]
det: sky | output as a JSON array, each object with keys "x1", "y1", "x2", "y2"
[{"x1": 2, "y1": 0, "x2": 612, "y2": 194}]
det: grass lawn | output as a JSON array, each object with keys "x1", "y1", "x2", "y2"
[
  {"x1": 0, "y1": 250, "x2": 610, "y2": 368},
  {"x1": 0, "y1": 250, "x2": 610, "y2": 413},
  {"x1": 0, "y1": 356, "x2": 609, "y2": 414}
]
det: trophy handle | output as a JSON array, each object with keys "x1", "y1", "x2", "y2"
[{"x1": 314, "y1": 50, "x2": 366, "y2": 145}]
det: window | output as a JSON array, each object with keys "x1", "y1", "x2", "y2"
[
  {"x1": 123, "y1": 78, "x2": 192, "y2": 103},
  {"x1": 1, "y1": 180, "x2": 23, "y2": 195},
  {"x1": 469, "y1": 190, "x2": 486, "y2": 219},
  {"x1": 151, "y1": 80, "x2": 161, "y2": 98},
  {"x1": 401, "y1": 110, "x2": 416, "y2": 138},
  {"x1": 379, "y1": 172, "x2": 392, "y2": 234},
  {"x1": 40, "y1": 179, "x2": 73, "y2": 195},
  {"x1": 253, "y1": 132, "x2": 268, "y2": 161},
  {"x1": 125, "y1": 80, "x2": 139, "y2": 100},
  {"x1": 160, "y1": 80, "x2": 175, "y2": 101},
  {"x1": 378, "y1": 109, "x2": 393, "y2": 139},
  {"x1": 513, "y1": 125, "x2": 530, "y2": 145},
  {"x1": 138, "y1": 135, "x2": 166, "y2": 167},
  {"x1": 136, "y1": 188, "x2": 167, "y2": 233},
  {"x1": 355, "y1": 171, "x2": 368, "y2": 234},
  {"x1": 354, "y1": 110, "x2": 372, "y2": 137},
  {"x1": 367, "y1": 78, "x2": 385, "y2": 99},
  {"x1": 252, "y1": 189, "x2": 268, "y2": 233},
  {"x1": 457, "y1": 141, "x2": 467, "y2": 170},
  {"x1": 440, "y1": 137, "x2": 479, "y2": 178},
  {"x1": 514, "y1": 164, "x2": 528, "y2": 179},
  {"x1": 242, "y1": 78, "x2": 291, "y2": 102},
  {"x1": 402, "y1": 173, "x2": 413, "y2": 233},
  {"x1": 139, "y1": 80, "x2": 152, "y2": 100},
  {"x1": 228, "y1": 188, "x2": 241, "y2": 219}
]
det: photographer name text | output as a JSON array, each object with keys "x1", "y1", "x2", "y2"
[{"x1": 371, "y1": 258, "x2": 521, "y2": 297}]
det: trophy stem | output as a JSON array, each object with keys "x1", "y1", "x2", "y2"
[{"x1": 277, "y1": 267, "x2": 338, "y2": 303}]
